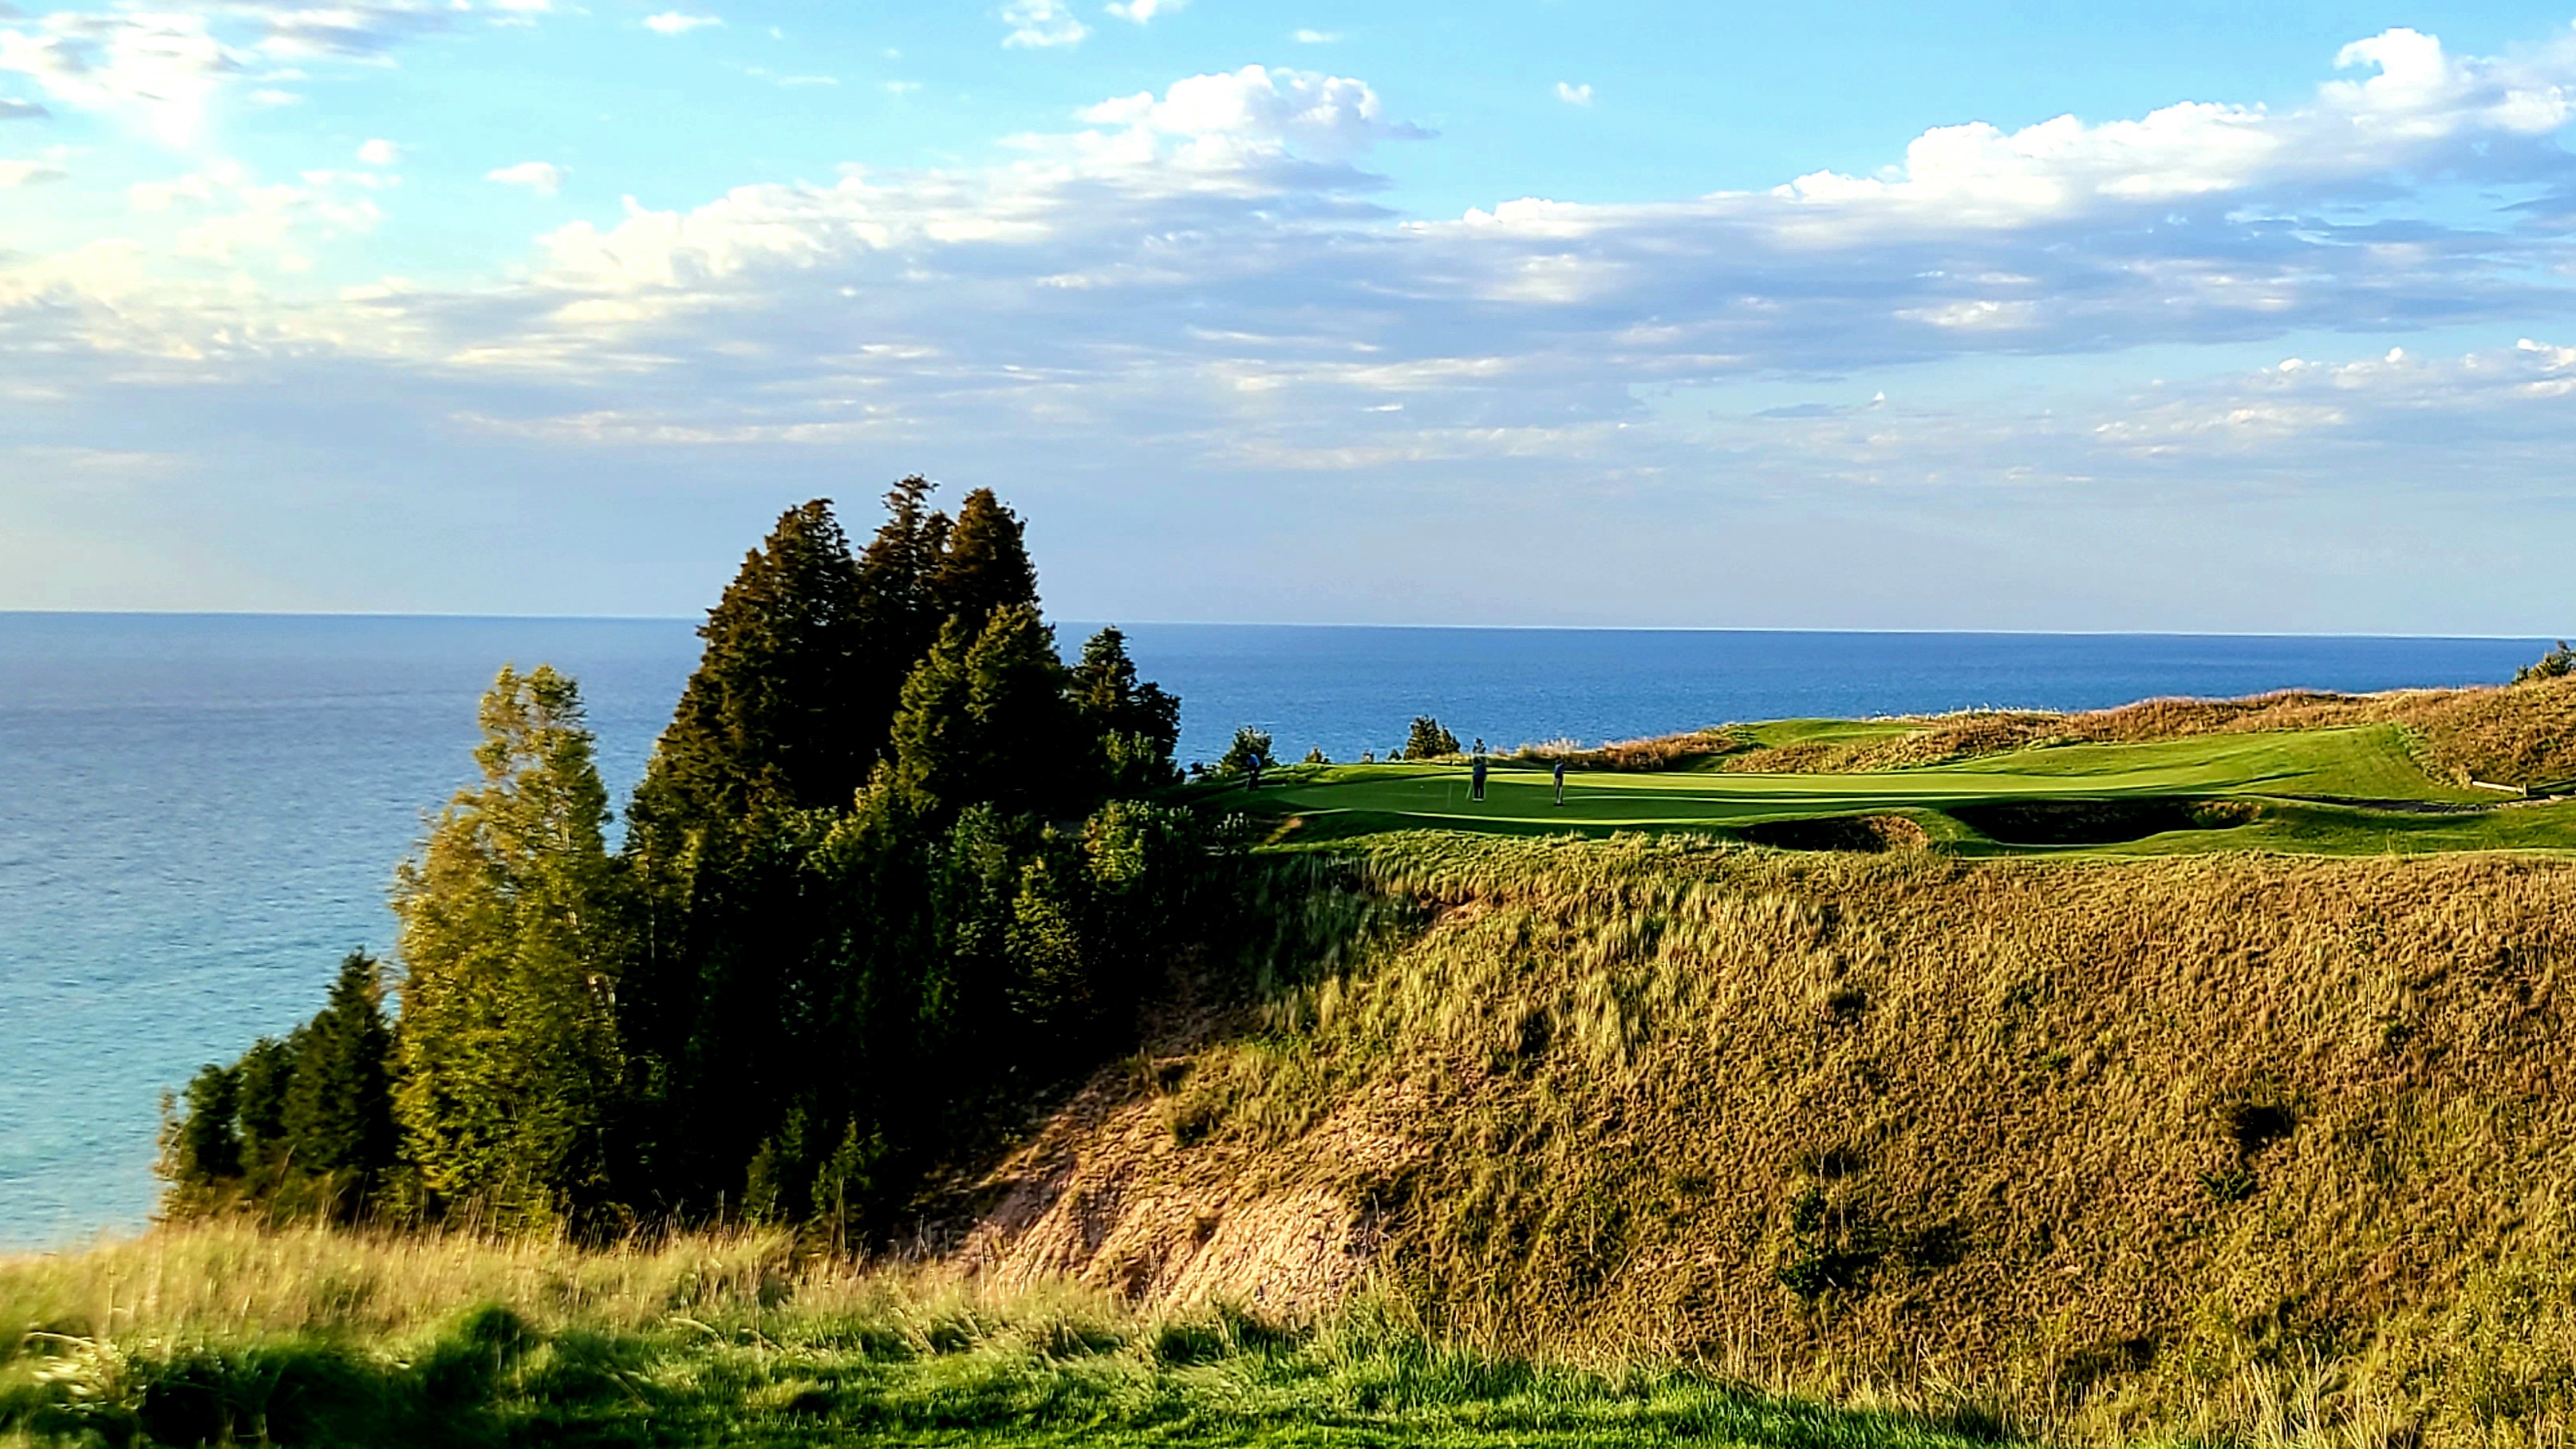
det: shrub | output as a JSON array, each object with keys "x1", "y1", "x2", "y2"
[
  {"x1": 2518, "y1": 641, "x2": 2576, "y2": 685},
  {"x1": 1219, "y1": 728, "x2": 1274, "y2": 776}
]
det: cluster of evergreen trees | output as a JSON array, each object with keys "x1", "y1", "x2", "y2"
[{"x1": 160, "y1": 483, "x2": 1214, "y2": 1237}]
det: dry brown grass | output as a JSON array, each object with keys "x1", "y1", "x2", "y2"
[
  {"x1": 1682, "y1": 677, "x2": 2576, "y2": 788},
  {"x1": 953, "y1": 834, "x2": 2576, "y2": 1446},
  {"x1": 1513, "y1": 728, "x2": 1748, "y2": 772}
]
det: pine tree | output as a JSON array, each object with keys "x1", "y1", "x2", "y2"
[
  {"x1": 1070, "y1": 626, "x2": 1181, "y2": 794},
  {"x1": 850, "y1": 476, "x2": 953, "y2": 768},
  {"x1": 929, "y1": 488, "x2": 1039, "y2": 641},
  {"x1": 233, "y1": 1036, "x2": 296, "y2": 1182},
  {"x1": 279, "y1": 952, "x2": 399, "y2": 1198},
  {"x1": 629, "y1": 501, "x2": 865, "y2": 853},
  {"x1": 392, "y1": 665, "x2": 623, "y2": 1230},
  {"x1": 160, "y1": 1063, "x2": 242, "y2": 1198},
  {"x1": 887, "y1": 605, "x2": 1076, "y2": 821},
  {"x1": 1403, "y1": 716, "x2": 1460, "y2": 760}
]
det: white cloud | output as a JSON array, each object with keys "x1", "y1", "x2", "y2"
[
  {"x1": 19, "y1": 25, "x2": 2576, "y2": 596},
  {"x1": 0, "y1": 10, "x2": 241, "y2": 143},
  {"x1": 1107, "y1": 0, "x2": 1185, "y2": 22},
  {"x1": 0, "y1": 2, "x2": 494, "y2": 141},
  {"x1": 486, "y1": 160, "x2": 566, "y2": 195},
  {"x1": 0, "y1": 156, "x2": 62, "y2": 184},
  {"x1": 884, "y1": 80, "x2": 921, "y2": 96},
  {"x1": 1292, "y1": 29, "x2": 1339, "y2": 44},
  {"x1": 1075, "y1": 65, "x2": 1426, "y2": 167},
  {"x1": 356, "y1": 138, "x2": 400, "y2": 167},
  {"x1": 644, "y1": 12, "x2": 721, "y2": 34},
  {"x1": 1553, "y1": 81, "x2": 1592, "y2": 106},
  {"x1": 1000, "y1": 0, "x2": 1087, "y2": 49},
  {"x1": 0, "y1": 97, "x2": 42, "y2": 119}
]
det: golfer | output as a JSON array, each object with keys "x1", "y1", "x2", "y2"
[
  {"x1": 1247, "y1": 750, "x2": 1264, "y2": 792},
  {"x1": 1553, "y1": 758, "x2": 1566, "y2": 805},
  {"x1": 1470, "y1": 746, "x2": 1488, "y2": 802}
]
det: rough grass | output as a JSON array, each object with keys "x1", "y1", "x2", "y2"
[
  {"x1": 1051, "y1": 835, "x2": 2576, "y2": 1448},
  {"x1": 0, "y1": 1223, "x2": 2009, "y2": 1448},
  {"x1": 1701, "y1": 677, "x2": 2576, "y2": 789}
]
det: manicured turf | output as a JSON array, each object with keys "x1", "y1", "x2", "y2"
[{"x1": 1209, "y1": 724, "x2": 2576, "y2": 855}]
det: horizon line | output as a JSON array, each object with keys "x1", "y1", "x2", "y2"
[{"x1": 0, "y1": 608, "x2": 2557, "y2": 644}]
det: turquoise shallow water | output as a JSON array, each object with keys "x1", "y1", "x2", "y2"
[{"x1": 0, "y1": 614, "x2": 2549, "y2": 1246}]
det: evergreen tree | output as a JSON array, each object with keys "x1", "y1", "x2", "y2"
[
  {"x1": 629, "y1": 501, "x2": 865, "y2": 852},
  {"x1": 279, "y1": 952, "x2": 399, "y2": 1198},
  {"x1": 159, "y1": 1063, "x2": 242, "y2": 1204},
  {"x1": 232, "y1": 1036, "x2": 295, "y2": 1180},
  {"x1": 887, "y1": 606, "x2": 1078, "y2": 821},
  {"x1": 850, "y1": 476, "x2": 953, "y2": 768},
  {"x1": 392, "y1": 665, "x2": 623, "y2": 1230},
  {"x1": 929, "y1": 488, "x2": 1039, "y2": 641},
  {"x1": 157, "y1": 955, "x2": 402, "y2": 1222},
  {"x1": 1071, "y1": 626, "x2": 1181, "y2": 794},
  {"x1": 1403, "y1": 716, "x2": 1461, "y2": 760},
  {"x1": 1218, "y1": 727, "x2": 1273, "y2": 776}
]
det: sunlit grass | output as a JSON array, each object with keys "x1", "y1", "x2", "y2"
[{"x1": 0, "y1": 1223, "x2": 2012, "y2": 1447}]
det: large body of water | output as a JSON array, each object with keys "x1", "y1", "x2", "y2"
[{"x1": 0, "y1": 614, "x2": 2551, "y2": 1246}]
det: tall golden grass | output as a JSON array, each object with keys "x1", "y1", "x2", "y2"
[
  {"x1": 1114, "y1": 833, "x2": 2576, "y2": 1446},
  {"x1": 1596, "y1": 677, "x2": 2576, "y2": 787}
]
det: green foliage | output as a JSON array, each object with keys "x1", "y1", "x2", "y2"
[
  {"x1": 887, "y1": 604, "x2": 1080, "y2": 821},
  {"x1": 163, "y1": 1066, "x2": 239, "y2": 1187},
  {"x1": 281, "y1": 953, "x2": 399, "y2": 1183},
  {"x1": 1217, "y1": 726, "x2": 1272, "y2": 776},
  {"x1": 391, "y1": 665, "x2": 624, "y2": 1231},
  {"x1": 159, "y1": 485, "x2": 1203, "y2": 1242},
  {"x1": 1071, "y1": 626, "x2": 1181, "y2": 794},
  {"x1": 850, "y1": 476, "x2": 955, "y2": 766},
  {"x1": 157, "y1": 955, "x2": 399, "y2": 1222},
  {"x1": 2519, "y1": 640, "x2": 2576, "y2": 684},
  {"x1": 931, "y1": 487, "x2": 1040, "y2": 642},
  {"x1": 1402, "y1": 716, "x2": 1460, "y2": 760},
  {"x1": 629, "y1": 500, "x2": 868, "y2": 851}
]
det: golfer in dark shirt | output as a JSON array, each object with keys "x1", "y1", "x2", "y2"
[
  {"x1": 1247, "y1": 752, "x2": 1264, "y2": 791},
  {"x1": 1553, "y1": 759, "x2": 1566, "y2": 805},
  {"x1": 1470, "y1": 751, "x2": 1487, "y2": 802}
]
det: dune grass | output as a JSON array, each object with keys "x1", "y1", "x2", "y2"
[
  {"x1": 0, "y1": 1223, "x2": 2013, "y2": 1448},
  {"x1": 1105, "y1": 835, "x2": 2576, "y2": 1447}
]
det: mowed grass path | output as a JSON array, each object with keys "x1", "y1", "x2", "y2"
[{"x1": 1214, "y1": 724, "x2": 2576, "y2": 855}]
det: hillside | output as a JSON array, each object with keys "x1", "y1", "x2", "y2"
[
  {"x1": 1609, "y1": 676, "x2": 2576, "y2": 788},
  {"x1": 20, "y1": 679, "x2": 2576, "y2": 1447},
  {"x1": 947, "y1": 833, "x2": 2576, "y2": 1444}
]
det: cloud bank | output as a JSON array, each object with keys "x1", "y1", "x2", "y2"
[{"x1": 10, "y1": 23, "x2": 2576, "y2": 623}]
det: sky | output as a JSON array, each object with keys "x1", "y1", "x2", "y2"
[{"x1": 7, "y1": 2, "x2": 2576, "y2": 630}]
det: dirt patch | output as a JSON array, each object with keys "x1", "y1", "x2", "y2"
[
  {"x1": 1947, "y1": 796, "x2": 2258, "y2": 846},
  {"x1": 939, "y1": 1065, "x2": 1422, "y2": 1318},
  {"x1": 1741, "y1": 815, "x2": 1931, "y2": 853}
]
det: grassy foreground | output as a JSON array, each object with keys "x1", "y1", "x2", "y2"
[{"x1": 0, "y1": 1224, "x2": 2007, "y2": 1448}]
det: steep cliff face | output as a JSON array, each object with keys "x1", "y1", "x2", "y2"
[{"x1": 941, "y1": 833, "x2": 2576, "y2": 1437}]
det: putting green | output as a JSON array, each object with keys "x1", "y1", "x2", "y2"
[{"x1": 1203, "y1": 724, "x2": 2576, "y2": 856}]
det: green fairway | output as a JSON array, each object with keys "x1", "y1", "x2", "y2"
[{"x1": 1207, "y1": 724, "x2": 2576, "y2": 855}]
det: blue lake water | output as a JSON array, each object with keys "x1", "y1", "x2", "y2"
[{"x1": 0, "y1": 614, "x2": 2551, "y2": 1246}]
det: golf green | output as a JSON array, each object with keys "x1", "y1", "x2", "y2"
[{"x1": 1204, "y1": 724, "x2": 2576, "y2": 855}]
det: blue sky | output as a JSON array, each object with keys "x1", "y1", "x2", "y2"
[{"x1": 8, "y1": 2, "x2": 2576, "y2": 629}]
